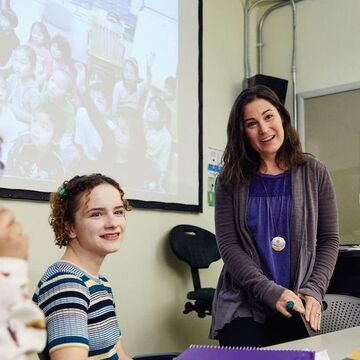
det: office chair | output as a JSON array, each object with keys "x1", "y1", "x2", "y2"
[
  {"x1": 169, "y1": 224, "x2": 221, "y2": 318},
  {"x1": 133, "y1": 352, "x2": 180, "y2": 360},
  {"x1": 303, "y1": 294, "x2": 360, "y2": 336}
]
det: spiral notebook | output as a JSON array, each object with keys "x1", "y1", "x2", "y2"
[{"x1": 176, "y1": 344, "x2": 315, "y2": 359}]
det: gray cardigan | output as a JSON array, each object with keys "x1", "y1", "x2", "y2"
[{"x1": 210, "y1": 154, "x2": 339, "y2": 338}]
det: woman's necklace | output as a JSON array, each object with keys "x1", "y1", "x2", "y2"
[{"x1": 260, "y1": 174, "x2": 287, "y2": 252}]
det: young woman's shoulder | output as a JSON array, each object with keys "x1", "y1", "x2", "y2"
[
  {"x1": 33, "y1": 261, "x2": 91, "y2": 304},
  {"x1": 36, "y1": 261, "x2": 89, "y2": 288}
]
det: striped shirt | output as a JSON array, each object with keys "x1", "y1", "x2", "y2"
[{"x1": 32, "y1": 261, "x2": 121, "y2": 359}]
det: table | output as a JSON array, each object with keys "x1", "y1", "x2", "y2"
[{"x1": 267, "y1": 326, "x2": 360, "y2": 360}]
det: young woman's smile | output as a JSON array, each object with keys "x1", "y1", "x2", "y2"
[{"x1": 68, "y1": 183, "x2": 126, "y2": 259}]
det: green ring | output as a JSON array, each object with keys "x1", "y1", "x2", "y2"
[{"x1": 286, "y1": 300, "x2": 295, "y2": 310}]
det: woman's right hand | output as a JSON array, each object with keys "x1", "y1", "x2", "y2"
[{"x1": 275, "y1": 289, "x2": 305, "y2": 317}]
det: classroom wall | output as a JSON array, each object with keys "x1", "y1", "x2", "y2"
[
  {"x1": 1, "y1": 0, "x2": 245, "y2": 358},
  {"x1": 260, "y1": 0, "x2": 360, "y2": 99},
  {"x1": 304, "y1": 90, "x2": 360, "y2": 244}
]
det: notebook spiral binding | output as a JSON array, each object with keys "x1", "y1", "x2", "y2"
[{"x1": 189, "y1": 344, "x2": 310, "y2": 352}]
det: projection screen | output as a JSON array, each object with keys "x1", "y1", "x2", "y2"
[{"x1": 0, "y1": 0, "x2": 202, "y2": 212}]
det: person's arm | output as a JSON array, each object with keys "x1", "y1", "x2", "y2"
[
  {"x1": 8, "y1": 85, "x2": 40, "y2": 123},
  {"x1": 215, "y1": 181, "x2": 294, "y2": 310},
  {"x1": 36, "y1": 274, "x2": 90, "y2": 359},
  {"x1": 0, "y1": 207, "x2": 29, "y2": 309},
  {"x1": 299, "y1": 163, "x2": 339, "y2": 300},
  {"x1": 298, "y1": 161, "x2": 340, "y2": 330},
  {"x1": 145, "y1": 52, "x2": 155, "y2": 86},
  {"x1": 0, "y1": 208, "x2": 46, "y2": 358},
  {"x1": 7, "y1": 103, "x2": 32, "y2": 123},
  {"x1": 112, "y1": 81, "x2": 121, "y2": 116},
  {"x1": 74, "y1": 62, "x2": 87, "y2": 95},
  {"x1": 115, "y1": 339, "x2": 133, "y2": 360},
  {"x1": 51, "y1": 347, "x2": 89, "y2": 360},
  {"x1": 157, "y1": 131, "x2": 172, "y2": 190}
]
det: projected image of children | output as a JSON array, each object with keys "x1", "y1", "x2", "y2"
[
  {"x1": 6, "y1": 99, "x2": 66, "y2": 180},
  {"x1": 0, "y1": 0, "x2": 179, "y2": 199},
  {"x1": 27, "y1": 21, "x2": 52, "y2": 86},
  {"x1": 0, "y1": 71, "x2": 28, "y2": 165},
  {"x1": 0, "y1": 7, "x2": 19, "y2": 66}
]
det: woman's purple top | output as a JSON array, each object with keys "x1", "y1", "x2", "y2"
[{"x1": 247, "y1": 171, "x2": 292, "y2": 288}]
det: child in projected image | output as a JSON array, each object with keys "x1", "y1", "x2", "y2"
[
  {"x1": 0, "y1": 137, "x2": 4, "y2": 173},
  {"x1": 27, "y1": 21, "x2": 52, "y2": 88},
  {"x1": 0, "y1": 71, "x2": 28, "y2": 166},
  {"x1": 143, "y1": 96, "x2": 172, "y2": 192},
  {"x1": 75, "y1": 81, "x2": 116, "y2": 162},
  {"x1": 33, "y1": 173, "x2": 133, "y2": 360},
  {"x1": 103, "y1": 106, "x2": 160, "y2": 190},
  {"x1": 162, "y1": 76, "x2": 178, "y2": 143},
  {"x1": 0, "y1": 7, "x2": 19, "y2": 67},
  {"x1": 6, "y1": 100, "x2": 65, "y2": 180},
  {"x1": 36, "y1": 68, "x2": 80, "y2": 176},
  {"x1": 49, "y1": 35, "x2": 74, "y2": 77},
  {"x1": 6, "y1": 45, "x2": 40, "y2": 123},
  {"x1": 112, "y1": 54, "x2": 154, "y2": 117}
]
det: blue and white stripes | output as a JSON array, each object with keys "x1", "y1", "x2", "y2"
[{"x1": 33, "y1": 261, "x2": 121, "y2": 359}]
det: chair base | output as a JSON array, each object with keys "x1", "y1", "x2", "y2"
[{"x1": 183, "y1": 300, "x2": 212, "y2": 318}]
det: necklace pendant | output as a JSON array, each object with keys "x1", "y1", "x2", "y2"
[{"x1": 271, "y1": 236, "x2": 286, "y2": 251}]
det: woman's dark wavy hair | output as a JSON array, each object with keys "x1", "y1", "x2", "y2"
[
  {"x1": 49, "y1": 173, "x2": 132, "y2": 248},
  {"x1": 219, "y1": 85, "x2": 303, "y2": 186}
]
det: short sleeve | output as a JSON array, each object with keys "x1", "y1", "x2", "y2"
[{"x1": 36, "y1": 273, "x2": 90, "y2": 354}]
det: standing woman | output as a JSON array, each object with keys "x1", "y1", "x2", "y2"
[
  {"x1": 33, "y1": 173, "x2": 133, "y2": 360},
  {"x1": 210, "y1": 85, "x2": 339, "y2": 347}
]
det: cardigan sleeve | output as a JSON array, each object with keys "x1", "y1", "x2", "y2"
[
  {"x1": 298, "y1": 161, "x2": 340, "y2": 303},
  {"x1": 215, "y1": 181, "x2": 285, "y2": 309}
]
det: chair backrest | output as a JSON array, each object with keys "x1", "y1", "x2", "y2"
[
  {"x1": 305, "y1": 294, "x2": 360, "y2": 336},
  {"x1": 169, "y1": 224, "x2": 220, "y2": 269}
]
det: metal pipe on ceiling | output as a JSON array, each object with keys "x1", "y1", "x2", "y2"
[
  {"x1": 244, "y1": 0, "x2": 283, "y2": 83},
  {"x1": 257, "y1": 1, "x2": 288, "y2": 74},
  {"x1": 290, "y1": 0, "x2": 298, "y2": 128},
  {"x1": 249, "y1": 0, "x2": 305, "y2": 127}
]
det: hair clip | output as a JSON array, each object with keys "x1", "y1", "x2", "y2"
[{"x1": 58, "y1": 186, "x2": 68, "y2": 197}]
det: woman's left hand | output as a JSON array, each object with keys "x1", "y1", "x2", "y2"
[{"x1": 298, "y1": 293, "x2": 322, "y2": 331}]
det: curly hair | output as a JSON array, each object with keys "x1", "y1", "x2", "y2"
[
  {"x1": 219, "y1": 85, "x2": 304, "y2": 187},
  {"x1": 49, "y1": 173, "x2": 132, "y2": 248}
]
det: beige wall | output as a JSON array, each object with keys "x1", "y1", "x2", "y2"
[
  {"x1": 1, "y1": 1, "x2": 245, "y2": 358},
  {"x1": 304, "y1": 90, "x2": 360, "y2": 244},
  {"x1": 261, "y1": 0, "x2": 360, "y2": 95}
]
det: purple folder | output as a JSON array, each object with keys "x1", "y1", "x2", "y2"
[{"x1": 176, "y1": 345, "x2": 315, "y2": 360}]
